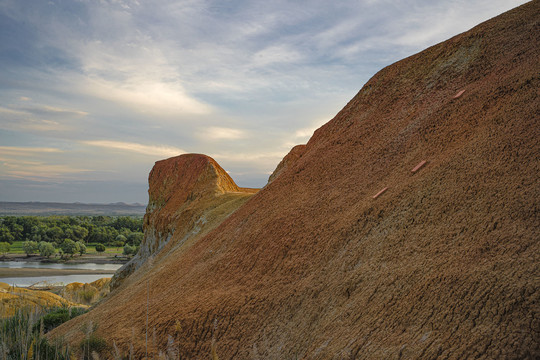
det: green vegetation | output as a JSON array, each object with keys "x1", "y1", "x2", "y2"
[
  {"x1": 0, "y1": 305, "x2": 87, "y2": 359},
  {"x1": 123, "y1": 244, "x2": 136, "y2": 256},
  {"x1": 0, "y1": 241, "x2": 10, "y2": 256},
  {"x1": 39, "y1": 241, "x2": 56, "y2": 258},
  {"x1": 95, "y1": 243, "x2": 106, "y2": 253},
  {"x1": 0, "y1": 216, "x2": 143, "y2": 254},
  {"x1": 36, "y1": 307, "x2": 88, "y2": 334},
  {"x1": 5, "y1": 240, "x2": 128, "y2": 258},
  {"x1": 23, "y1": 240, "x2": 40, "y2": 256}
]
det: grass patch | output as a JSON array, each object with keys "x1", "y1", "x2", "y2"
[
  {"x1": 86, "y1": 244, "x2": 123, "y2": 255},
  {"x1": 7, "y1": 240, "x2": 24, "y2": 254}
]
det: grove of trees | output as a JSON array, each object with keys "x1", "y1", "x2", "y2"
[{"x1": 0, "y1": 216, "x2": 144, "y2": 252}]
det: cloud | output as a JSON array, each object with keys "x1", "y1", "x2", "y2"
[
  {"x1": 83, "y1": 140, "x2": 186, "y2": 157},
  {"x1": 212, "y1": 151, "x2": 287, "y2": 162},
  {"x1": 0, "y1": 148, "x2": 89, "y2": 181},
  {"x1": 0, "y1": 103, "x2": 87, "y2": 133},
  {"x1": 0, "y1": 146, "x2": 63, "y2": 155},
  {"x1": 0, "y1": 163, "x2": 90, "y2": 180},
  {"x1": 203, "y1": 127, "x2": 247, "y2": 140}
]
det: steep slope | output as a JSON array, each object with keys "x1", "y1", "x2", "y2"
[
  {"x1": 53, "y1": 2, "x2": 539, "y2": 359},
  {"x1": 111, "y1": 153, "x2": 257, "y2": 289},
  {"x1": 268, "y1": 144, "x2": 306, "y2": 183}
]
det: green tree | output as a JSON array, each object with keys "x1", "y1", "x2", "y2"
[
  {"x1": 113, "y1": 234, "x2": 126, "y2": 250},
  {"x1": 76, "y1": 241, "x2": 87, "y2": 256},
  {"x1": 60, "y1": 239, "x2": 79, "y2": 258},
  {"x1": 123, "y1": 244, "x2": 136, "y2": 256},
  {"x1": 0, "y1": 242, "x2": 10, "y2": 256},
  {"x1": 38, "y1": 241, "x2": 56, "y2": 258},
  {"x1": 46, "y1": 226, "x2": 64, "y2": 243},
  {"x1": 95, "y1": 243, "x2": 106, "y2": 253},
  {"x1": 10, "y1": 223, "x2": 23, "y2": 241},
  {"x1": 0, "y1": 226, "x2": 14, "y2": 244},
  {"x1": 72, "y1": 226, "x2": 89, "y2": 243},
  {"x1": 22, "y1": 240, "x2": 39, "y2": 256},
  {"x1": 127, "y1": 231, "x2": 144, "y2": 246}
]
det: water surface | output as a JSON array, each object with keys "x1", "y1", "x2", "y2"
[{"x1": 1, "y1": 274, "x2": 113, "y2": 287}]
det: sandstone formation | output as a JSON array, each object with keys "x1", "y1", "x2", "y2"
[
  {"x1": 110, "y1": 153, "x2": 257, "y2": 290},
  {"x1": 53, "y1": 2, "x2": 539, "y2": 359}
]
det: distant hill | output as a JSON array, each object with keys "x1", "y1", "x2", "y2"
[{"x1": 0, "y1": 202, "x2": 147, "y2": 216}]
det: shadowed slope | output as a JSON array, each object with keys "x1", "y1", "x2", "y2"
[{"x1": 53, "y1": 2, "x2": 539, "y2": 359}]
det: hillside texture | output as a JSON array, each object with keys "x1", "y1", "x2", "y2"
[{"x1": 53, "y1": 2, "x2": 539, "y2": 359}]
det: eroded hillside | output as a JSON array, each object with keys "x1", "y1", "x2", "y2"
[
  {"x1": 111, "y1": 153, "x2": 257, "y2": 290},
  {"x1": 52, "y1": 2, "x2": 539, "y2": 359}
]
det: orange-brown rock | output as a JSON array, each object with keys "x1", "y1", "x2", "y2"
[
  {"x1": 52, "y1": 2, "x2": 539, "y2": 359},
  {"x1": 268, "y1": 144, "x2": 306, "y2": 183},
  {"x1": 110, "y1": 153, "x2": 257, "y2": 290}
]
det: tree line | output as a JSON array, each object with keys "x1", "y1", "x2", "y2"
[{"x1": 0, "y1": 215, "x2": 144, "y2": 258}]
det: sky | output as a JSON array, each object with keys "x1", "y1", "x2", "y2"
[{"x1": 0, "y1": 0, "x2": 528, "y2": 204}]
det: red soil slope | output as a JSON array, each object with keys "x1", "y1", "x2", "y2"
[{"x1": 53, "y1": 2, "x2": 539, "y2": 359}]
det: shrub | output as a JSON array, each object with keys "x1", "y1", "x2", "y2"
[
  {"x1": 0, "y1": 241, "x2": 10, "y2": 256},
  {"x1": 60, "y1": 239, "x2": 79, "y2": 257},
  {"x1": 35, "y1": 307, "x2": 88, "y2": 333},
  {"x1": 39, "y1": 241, "x2": 56, "y2": 258},
  {"x1": 40, "y1": 310, "x2": 70, "y2": 333},
  {"x1": 95, "y1": 243, "x2": 106, "y2": 253},
  {"x1": 76, "y1": 241, "x2": 87, "y2": 255},
  {"x1": 123, "y1": 244, "x2": 136, "y2": 256},
  {"x1": 23, "y1": 240, "x2": 39, "y2": 256}
]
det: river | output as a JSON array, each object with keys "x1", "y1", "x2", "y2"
[{"x1": 0, "y1": 261, "x2": 122, "y2": 287}]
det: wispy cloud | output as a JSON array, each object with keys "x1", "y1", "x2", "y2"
[
  {"x1": 1, "y1": 163, "x2": 91, "y2": 180},
  {"x1": 82, "y1": 140, "x2": 186, "y2": 157},
  {"x1": 0, "y1": 146, "x2": 63, "y2": 155},
  {"x1": 203, "y1": 127, "x2": 247, "y2": 140},
  {"x1": 0, "y1": 149, "x2": 90, "y2": 181},
  {"x1": 0, "y1": 102, "x2": 88, "y2": 133}
]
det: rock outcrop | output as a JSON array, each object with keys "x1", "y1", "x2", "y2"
[
  {"x1": 110, "y1": 154, "x2": 257, "y2": 290},
  {"x1": 52, "y1": 2, "x2": 539, "y2": 359}
]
